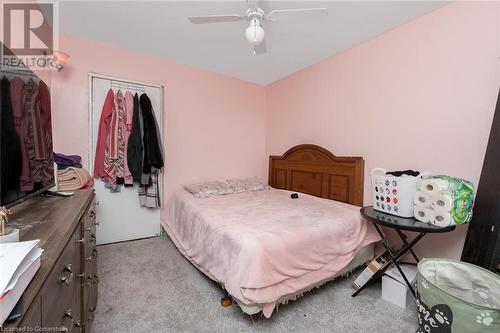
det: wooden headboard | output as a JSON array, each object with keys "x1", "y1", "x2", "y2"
[{"x1": 268, "y1": 144, "x2": 364, "y2": 206}]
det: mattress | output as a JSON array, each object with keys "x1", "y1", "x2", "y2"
[{"x1": 161, "y1": 188, "x2": 380, "y2": 317}]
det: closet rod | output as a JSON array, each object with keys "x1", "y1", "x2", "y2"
[
  {"x1": 112, "y1": 88, "x2": 145, "y2": 92},
  {"x1": 111, "y1": 81, "x2": 146, "y2": 88},
  {"x1": 111, "y1": 82, "x2": 145, "y2": 92},
  {"x1": 90, "y1": 72, "x2": 162, "y2": 90},
  {"x1": 1, "y1": 69, "x2": 38, "y2": 78}
]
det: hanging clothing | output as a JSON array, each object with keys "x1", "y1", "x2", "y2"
[
  {"x1": 93, "y1": 88, "x2": 115, "y2": 180},
  {"x1": 139, "y1": 93, "x2": 163, "y2": 175},
  {"x1": 123, "y1": 91, "x2": 134, "y2": 185},
  {"x1": 138, "y1": 101, "x2": 149, "y2": 185},
  {"x1": 127, "y1": 93, "x2": 143, "y2": 183},
  {"x1": 22, "y1": 79, "x2": 47, "y2": 186},
  {"x1": 103, "y1": 90, "x2": 126, "y2": 189},
  {"x1": 1, "y1": 76, "x2": 23, "y2": 200},
  {"x1": 138, "y1": 169, "x2": 160, "y2": 208},
  {"x1": 10, "y1": 77, "x2": 32, "y2": 191},
  {"x1": 37, "y1": 80, "x2": 54, "y2": 186}
]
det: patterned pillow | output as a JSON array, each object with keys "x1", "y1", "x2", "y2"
[
  {"x1": 226, "y1": 178, "x2": 269, "y2": 193},
  {"x1": 184, "y1": 181, "x2": 233, "y2": 198}
]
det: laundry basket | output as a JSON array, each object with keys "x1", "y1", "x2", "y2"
[{"x1": 416, "y1": 259, "x2": 500, "y2": 333}]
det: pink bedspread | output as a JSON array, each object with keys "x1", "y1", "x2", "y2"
[{"x1": 161, "y1": 188, "x2": 380, "y2": 317}]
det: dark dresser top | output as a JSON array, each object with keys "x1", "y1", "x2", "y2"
[{"x1": 3, "y1": 189, "x2": 94, "y2": 328}]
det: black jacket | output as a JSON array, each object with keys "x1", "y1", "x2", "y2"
[
  {"x1": 127, "y1": 93, "x2": 164, "y2": 183},
  {"x1": 140, "y1": 93, "x2": 163, "y2": 174},
  {"x1": 1, "y1": 76, "x2": 22, "y2": 202},
  {"x1": 127, "y1": 93, "x2": 143, "y2": 183},
  {"x1": 140, "y1": 94, "x2": 163, "y2": 174}
]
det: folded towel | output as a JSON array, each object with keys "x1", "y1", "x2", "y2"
[{"x1": 57, "y1": 167, "x2": 92, "y2": 191}]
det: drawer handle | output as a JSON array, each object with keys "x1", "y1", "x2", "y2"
[
  {"x1": 89, "y1": 211, "x2": 96, "y2": 218},
  {"x1": 93, "y1": 274, "x2": 99, "y2": 285},
  {"x1": 85, "y1": 256, "x2": 93, "y2": 262},
  {"x1": 63, "y1": 309, "x2": 75, "y2": 332},
  {"x1": 60, "y1": 264, "x2": 74, "y2": 285},
  {"x1": 64, "y1": 309, "x2": 73, "y2": 319},
  {"x1": 91, "y1": 234, "x2": 96, "y2": 243},
  {"x1": 74, "y1": 320, "x2": 83, "y2": 328},
  {"x1": 88, "y1": 307, "x2": 95, "y2": 321},
  {"x1": 75, "y1": 237, "x2": 85, "y2": 243}
]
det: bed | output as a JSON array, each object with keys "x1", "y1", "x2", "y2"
[{"x1": 161, "y1": 144, "x2": 380, "y2": 317}]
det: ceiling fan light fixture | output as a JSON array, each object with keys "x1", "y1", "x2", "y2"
[
  {"x1": 188, "y1": 2, "x2": 328, "y2": 55},
  {"x1": 245, "y1": 18, "x2": 265, "y2": 46}
]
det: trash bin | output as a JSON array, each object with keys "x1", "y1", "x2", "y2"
[{"x1": 416, "y1": 259, "x2": 499, "y2": 333}]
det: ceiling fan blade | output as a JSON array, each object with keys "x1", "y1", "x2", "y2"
[
  {"x1": 266, "y1": 8, "x2": 328, "y2": 22},
  {"x1": 253, "y1": 39, "x2": 267, "y2": 55},
  {"x1": 188, "y1": 14, "x2": 245, "y2": 24}
]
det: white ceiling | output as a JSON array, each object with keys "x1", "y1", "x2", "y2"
[{"x1": 57, "y1": 1, "x2": 449, "y2": 85}]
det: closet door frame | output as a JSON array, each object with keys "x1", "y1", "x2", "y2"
[{"x1": 87, "y1": 73, "x2": 165, "y2": 244}]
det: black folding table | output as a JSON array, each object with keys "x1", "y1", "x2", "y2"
[{"x1": 352, "y1": 206, "x2": 456, "y2": 297}]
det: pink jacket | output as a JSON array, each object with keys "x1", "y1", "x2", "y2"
[
  {"x1": 123, "y1": 91, "x2": 134, "y2": 184},
  {"x1": 93, "y1": 89, "x2": 115, "y2": 179},
  {"x1": 103, "y1": 90, "x2": 126, "y2": 188}
]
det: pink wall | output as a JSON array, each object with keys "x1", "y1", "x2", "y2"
[
  {"x1": 44, "y1": 2, "x2": 499, "y2": 259},
  {"x1": 266, "y1": 2, "x2": 500, "y2": 259},
  {"x1": 49, "y1": 35, "x2": 267, "y2": 203}
]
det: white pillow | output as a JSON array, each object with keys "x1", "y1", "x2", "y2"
[
  {"x1": 226, "y1": 178, "x2": 269, "y2": 193},
  {"x1": 184, "y1": 181, "x2": 233, "y2": 198}
]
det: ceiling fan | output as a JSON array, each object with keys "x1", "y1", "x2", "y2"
[{"x1": 188, "y1": 0, "x2": 328, "y2": 55}]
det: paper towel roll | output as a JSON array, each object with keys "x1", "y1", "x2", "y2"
[
  {"x1": 432, "y1": 212, "x2": 453, "y2": 227},
  {"x1": 431, "y1": 194, "x2": 453, "y2": 212},
  {"x1": 414, "y1": 191, "x2": 432, "y2": 207},
  {"x1": 414, "y1": 206, "x2": 433, "y2": 223},
  {"x1": 420, "y1": 178, "x2": 449, "y2": 194}
]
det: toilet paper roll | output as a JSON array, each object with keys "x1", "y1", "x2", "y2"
[
  {"x1": 414, "y1": 191, "x2": 432, "y2": 207},
  {"x1": 420, "y1": 178, "x2": 449, "y2": 194},
  {"x1": 432, "y1": 212, "x2": 453, "y2": 227},
  {"x1": 431, "y1": 194, "x2": 453, "y2": 212},
  {"x1": 414, "y1": 206, "x2": 433, "y2": 223}
]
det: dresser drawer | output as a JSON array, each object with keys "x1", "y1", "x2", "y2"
[
  {"x1": 18, "y1": 296, "x2": 41, "y2": 329},
  {"x1": 81, "y1": 199, "x2": 98, "y2": 331},
  {"x1": 41, "y1": 232, "x2": 78, "y2": 329},
  {"x1": 83, "y1": 200, "x2": 97, "y2": 234},
  {"x1": 82, "y1": 245, "x2": 98, "y2": 325}
]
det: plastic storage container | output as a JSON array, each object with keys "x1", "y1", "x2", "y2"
[
  {"x1": 416, "y1": 259, "x2": 500, "y2": 333},
  {"x1": 371, "y1": 168, "x2": 422, "y2": 218}
]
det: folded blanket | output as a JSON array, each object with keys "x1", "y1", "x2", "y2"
[{"x1": 57, "y1": 167, "x2": 93, "y2": 191}]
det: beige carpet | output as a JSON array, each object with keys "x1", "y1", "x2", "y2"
[{"x1": 89, "y1": 236, "x2": 418, "y2": 333}]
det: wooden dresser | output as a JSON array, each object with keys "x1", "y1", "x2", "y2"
[{"x1": 2, "y1": 189, "x2": 98, "y2": 332}]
